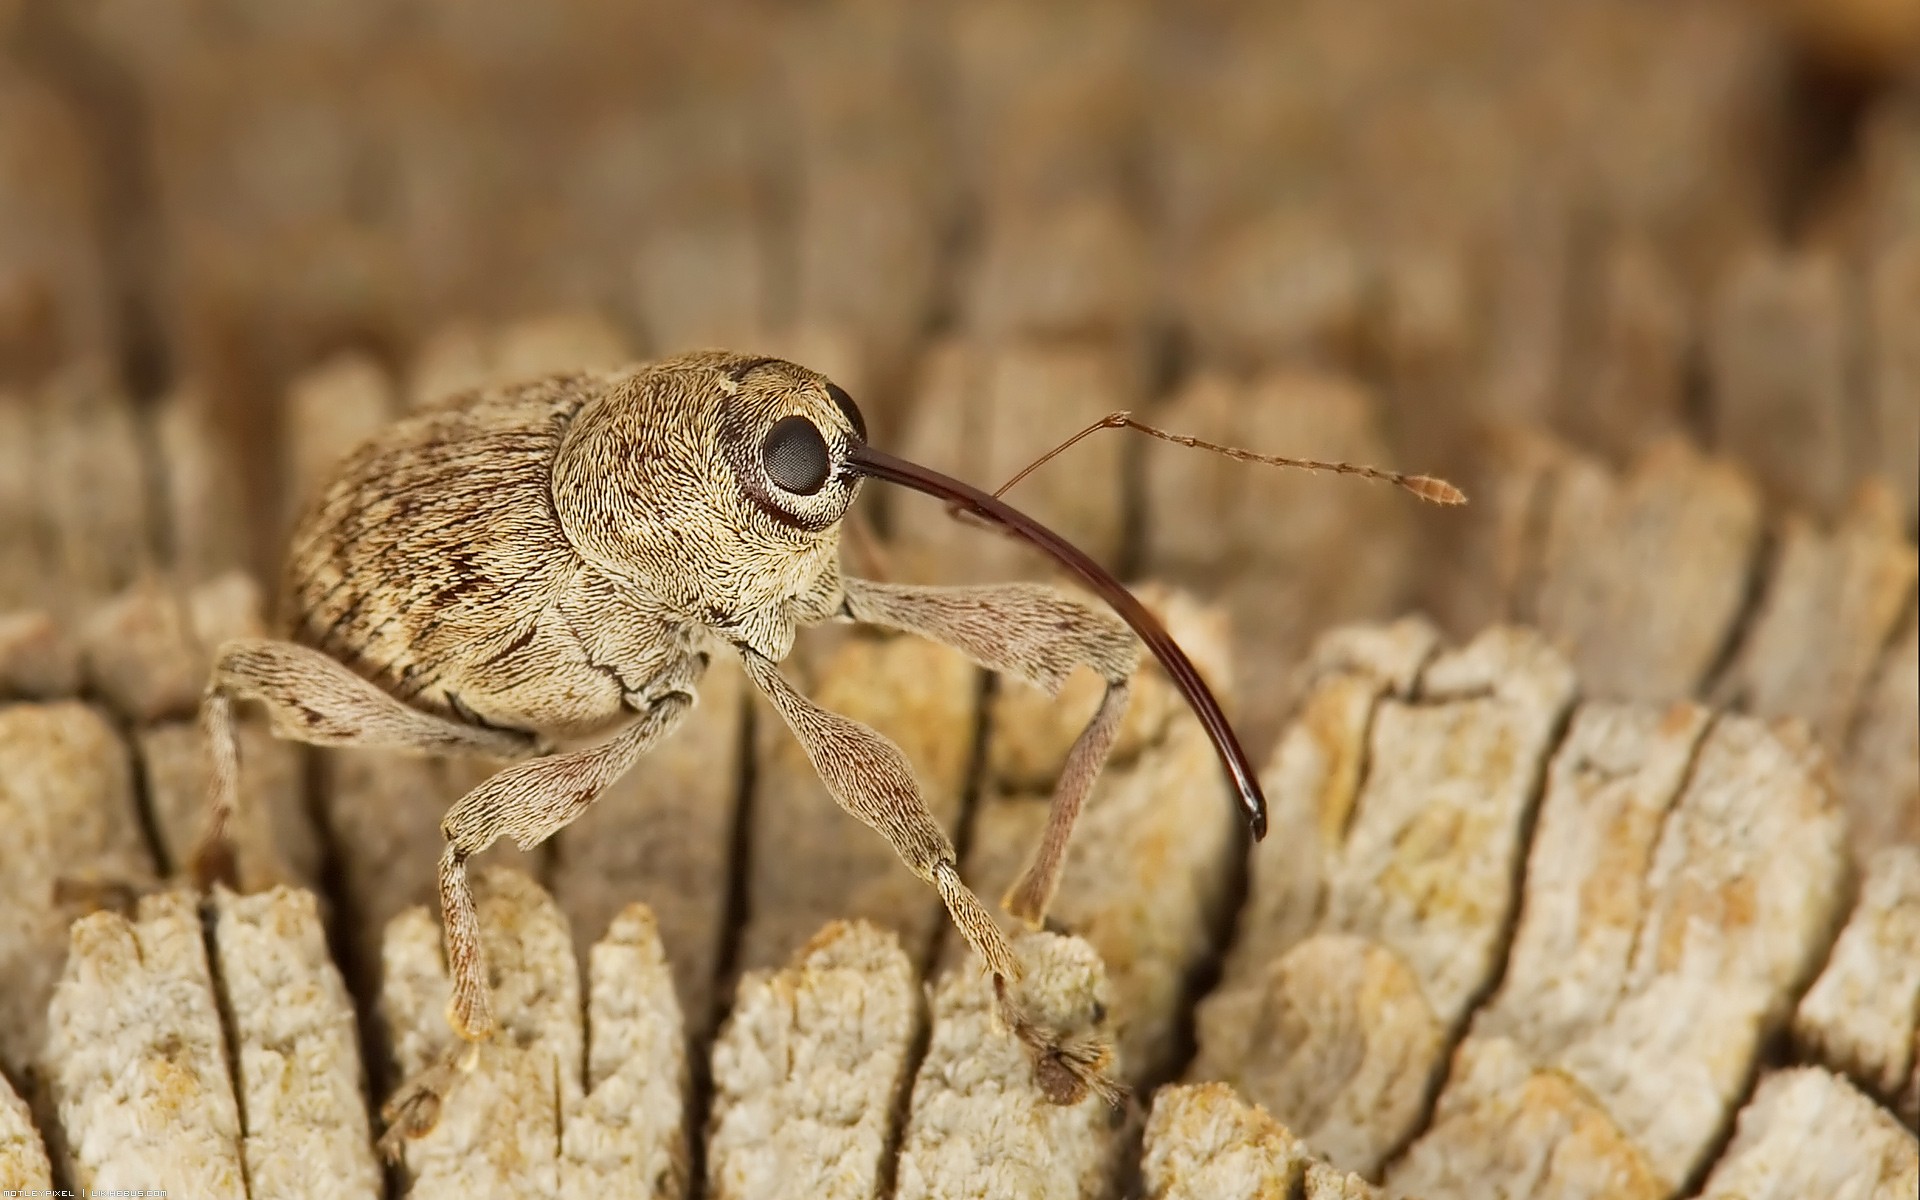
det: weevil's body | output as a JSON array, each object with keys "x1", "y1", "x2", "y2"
[
  {"x1": 190, "y1": 348, "x2": 1289, "y2": 1155},
  {"x1": 283, "y1": 356, "x2": 847, "y2": 746}
]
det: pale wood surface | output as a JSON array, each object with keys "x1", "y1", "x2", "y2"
[
  {"x1": 1794, "y1": 846, "x2": 1920, "y2": 1111},
  {"x1": 1143, "y1": 1085, "x2": 1388, "y2": 1200},
  {"x1": 0, "y1": 2, "x2": 1916, "y2": 1195},
  {"x1": 47, "y1": 892, "x2": 249, "y2": 1200},
  {"x1": 1394, "y1": 712, "x2": 1849, "y2": 1195},
  {"x1": 1711, "y1": 485, "x2": 1918, "y2": 753},
  {"x1": 0, "y1": 702, "x2": 152, "y2": 1077},
  {"x1": 707, "y1": 921, "x2": 919, "y2": 1200},
  {"x1": 1845, "y1": 615, "x2": 1920, "y2": 856},
  {"x1": 1531, "y1": 440, "x2": 1764, "y2": 703},
  {"x1": 211, "y1": 888, "x2": 381, "y2": 1200},
  {"x1": 1699, "y1": 1068, "x2": 1917, "y2": 1200},
  {"x1": 0, "y1": 1070, "x2": 50, "y2": 1193},
  {"x1": 1192, "y1": 626, "x2": 1577, "y2": 1176},
  {"x1": 895, "y1": 934, "x2": 1118, "y2": 1200}
]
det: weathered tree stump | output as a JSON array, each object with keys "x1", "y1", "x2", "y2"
[{"x1": 1, "y1": 1, "x2": 1916, "y2": 1195}]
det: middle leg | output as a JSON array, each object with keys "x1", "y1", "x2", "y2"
[{"x1": 378, "y1": 690, "x2": 692, "y2": 1154}]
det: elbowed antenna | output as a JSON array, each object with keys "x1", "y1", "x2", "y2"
[{"x1": 846, "y1": 443, "x2": 1268, "y2": 840}]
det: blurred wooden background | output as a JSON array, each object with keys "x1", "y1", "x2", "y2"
[{"x1": 0, "y1": 1, "x2": 1915, "y2": 1197}]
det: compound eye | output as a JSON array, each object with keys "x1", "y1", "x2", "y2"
[{"x1": 761, "y1": 415, "x2": 831, "y2": 495}]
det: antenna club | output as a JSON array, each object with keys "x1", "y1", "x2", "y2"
[{"x1": 1408, "y1": 475, "x2": 1468, "y2": 505}]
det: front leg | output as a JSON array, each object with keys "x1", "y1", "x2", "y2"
[
  {"x1": 737, "y1": 644, "x2": 1119, "y2": 1106},
  {"x1": 840, "y1": 577, "x2": 1141, "y2": 926},
  {"x1": 379, "y1": 688, "x2": 693, "y2": 1155}
]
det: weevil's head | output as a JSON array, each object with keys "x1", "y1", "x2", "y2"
[
  {"x1": 553, "y1": 348, "x2": 1268, "y2": 841},
  {"x1": 551, "y1": 351, "x2": 868, "y2": 659}
]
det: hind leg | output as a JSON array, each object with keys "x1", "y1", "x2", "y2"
[{"x1": 189, "y1": 639, "x2": 534, "y2": 887}]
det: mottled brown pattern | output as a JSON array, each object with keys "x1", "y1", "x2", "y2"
[{"x1": 284, "y1": 370, "x2": 653, "y2": 741}]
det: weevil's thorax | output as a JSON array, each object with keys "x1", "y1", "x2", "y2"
[{"x1": 550, "y1": 354, "x2": 861, "y2": 661}]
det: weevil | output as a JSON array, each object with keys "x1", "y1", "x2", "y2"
[{"x1": 187, "y1": 349, "x2": 1460, "y2": 1147}]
